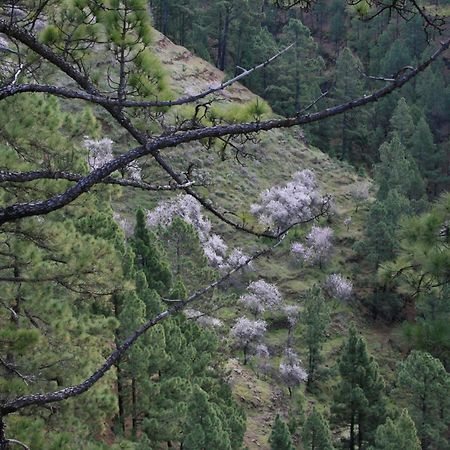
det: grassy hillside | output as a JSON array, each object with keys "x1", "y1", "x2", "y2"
[{"x1": 110, "y1": 31, "x2": 406, "y2": 450}]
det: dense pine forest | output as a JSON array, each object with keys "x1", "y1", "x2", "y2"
[{"x1": 0, "y1": 1, "x2": 449, "y2": 449}]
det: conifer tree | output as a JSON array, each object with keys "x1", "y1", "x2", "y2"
[
  {"x1": 301, "y1": 288, "x2": 331, "y2": 389},
  {"x1": 160, "y1": 216, "x2": 214, "y2": 292},
  {"x1": 410, "y1": 116, "x2": 442, "y2": 197},
  {"x1": 396, "y1": 351, "x2": 450, "y2": 450},
  {"x1": 183, "y1": 386, "x2": 233, "y2": 450},
  {"x1": 330, "y1": 47, "x2": 369, "y2": 163},
  {"x1": 374, "y1": 134, "x2": 425, "y2": 205},
  {"x1": 302, "y1": 408, "x2": 335, "y2": 450},
  {"x1": 267, "y1": 18, "x2": 324, "y2": 116},
  {"x1": 389, "y1": 98, "x2": 414, "y2": 146},
  {"x1": 269, "y1": 414, "x2": 294, "y2": 450},
  {"x1": 133, "y1": 209, "x2": 172, "y2": 295},
  {"x1": 333, "y1": 326, "x2": 386, "y2": 450},
  {"x1": 370, "y1": 409, "x2": 421, "y2": 450}
]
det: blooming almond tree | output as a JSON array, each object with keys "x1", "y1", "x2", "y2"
[
  {"x1": 250, "y1": 170, "x2": 328, "y2": 231},
  {"x1": 283, "y1": 305, "x2": 300, "y2": 343},
  {"x1": 147, "y1": 194, "x2": 252, "y2": 270},
  {"x1": 291, "y1": 225, "x2": 333, "y2": 268},
  {"x1": 239, "y1": 280, "x2": 283, "y2": 317},
  {"x1": 323, "y1": 273, "x2": 353, "y2": 300},
  {"x1": 230, "y1": 317, "x2": 267, "y2": 364},
  {"x1": 279, "y1": 348, "x2": 308, "y2": 397}
]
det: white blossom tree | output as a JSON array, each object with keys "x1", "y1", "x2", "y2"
[
  {"x1": 291, "y1": 225, "x2": 333, "y2": 268},
  {"x1": 250, "y1": 170, "x2": 327, "y2": 231},
  {"x1": 349, "y1": 181, "x2": 370, "y2": 212},
  {"x1": 239, "y1": 280, "x2": 283, "y2": 318},
  {"x1": 323, "y1": 273, "x2": 353, "y2": 300},
  {"x1": 279, "y1": 348, "x2": 308, "y2": 397},
  {"x1": 283, "y1": 305, "x2": 300, "y2": 343},
  {"x1": 230, "y1": 317, "x2": 267, "y2": 364}
]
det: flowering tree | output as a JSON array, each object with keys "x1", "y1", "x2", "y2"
[
  {"x1": 349, "y1": 181, "x2": 370, "y2": 212},
  {"x1": 85, "y1": 137, "x2": 141, "y2": 180},
  {"x1": 323, "y1": 274, "x2": 353, "y2": 300},
  {"x1": 147, "y1": 194, "x2": 252, "y2": 271},
  {"x1": 291, "y1": 226, "x2": 334, "y2": 268},
  {"x1": 283, "y1": 305, "x2": 300, "y2": 343},
  {"x1": 279, "y1": 348, "x2": 308, "y2": 396},
  {"x1": 250, "y1": 170, "x2": 328, "y2": 231},
  {"x1": 85, "y1": 137, "x2": 113, "y2": 170},
  {"x1": 230, "y1": 317, "x2": 267, "y2": 364},
  {"x1": 239, "y1": 280, "x2": 283, "y2": 317}
]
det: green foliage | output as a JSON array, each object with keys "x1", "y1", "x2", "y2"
[
  {"x1": 396, "y1": 351, "x2": 450, "y2": 450},
  {"x1": 302, "y1": 407, "x2": 334, "y2": 450},
  {"x1": 370, "y1": 409, "x2": 421, "y2": 450},
  {"x1": 160, "y1": 217, "x2": 215, "y2": 292},
  {"x1": 301, "y1": 288, "x2": 331, "y2": 388},
  {"x1": 380, "y1": 194, "x2": 450, "y2": 363},
  {"x1": 333, "y1": 325, "x2": 387, "y2": 450},
  {"x1": 269, "y1": 414, "x2": 294, "y2": 450},
  {"x1": 133, "y1": 209, "x2": 172, "y2": 295}
]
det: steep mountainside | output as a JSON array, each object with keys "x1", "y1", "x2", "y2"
[{"x1": 110, "y1": 31, "x2": 401, "y2": 450}]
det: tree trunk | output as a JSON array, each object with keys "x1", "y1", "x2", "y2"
[
  {"x1": 113, "y1": 294, "x2": 126, "y2": 433},
  {"x1": 162, "y1": 0, "x2": 169, "y2": 36},
  {"x1": 131, "y1": 377, "x2": 137, "y2": 439},
  {"x1": 350, "y1": 410, "x2": 355, "y2": 450},
  {"x1": 218, "y1": 7, "x2": 231, "y2": 71}
]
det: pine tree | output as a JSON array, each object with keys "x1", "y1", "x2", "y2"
[
  {"x1": 396, "y1": 351, "x2": 450, "y2": 450},
  {"x1": 301, "y1": 288, "x2": 331, "y2": 389},
  {"x1": 330, "y1": 48, "x2": 370, "y2": 164},
  {"x1": 370, "y1": 409, "x2": 421, "y2": 450},
  {"x1": 410, "y1": 116, "x2": 442, "y2": 197},
  {"x1": 389, "y1": 98, "x2": 414, "y2": 146},
  {"x1": 375, "y1": 134, "x2": 426, "y2": 205},
  {"x1": 183, "y1": 386, "x2": 233, "y2": 450},
  {"x1": 160, "y1": 216, "x2": 214, "y2": 293},
  {"x1": 269, "y1": 414, "x2": 294, "y2": 450},
  {"x1": 267, "y1": 18, "x2": 324, "y2": 116},
  {"x1": 333, "y1": 326, "x2": 386, "y2": 450},
  {"x1": 133, "y1": 209, "x2": 172, "y2": 295},
  {"x1": 302, "y1": 408, "x2": 335, "y2": 450}
]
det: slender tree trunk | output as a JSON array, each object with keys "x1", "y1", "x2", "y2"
[
  {"x1": 0, "y1": 416, "x2": 6, "y2": 450},
  {"x1": 162, "y1": 0, "x2": 169, "y2": 36},
  {"x1": 131, "y1": 377, "x2": 137, "y2": 439},
  {"x1": 350, "y1": 410, "x2": 355, "y2": 450},
  {"x1": 113, "y1": 294, "x2": 126, "y2": 433},
  {"x1": 357, "y1": 413, "x2": 363, "y2": 450},
  {"x1": 218, "y1": 8, "x2": 231, "y2": 71},
  {"x1": 116, "y1": 365, "x2": 126, "y2": 434}
]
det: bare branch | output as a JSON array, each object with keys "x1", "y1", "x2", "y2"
[
  {"x1": 0, "y1": 170, "x2": 196, "y2": 191},
  {"x1": 0, "y1": 357, "x2": 33, "y2": 386},
  {"x1": 3, "y1": 438, "x2": 30, "y2": 450},
  {"x1": 0, "y1": 37, "x2": 293, "y2": 108}
]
